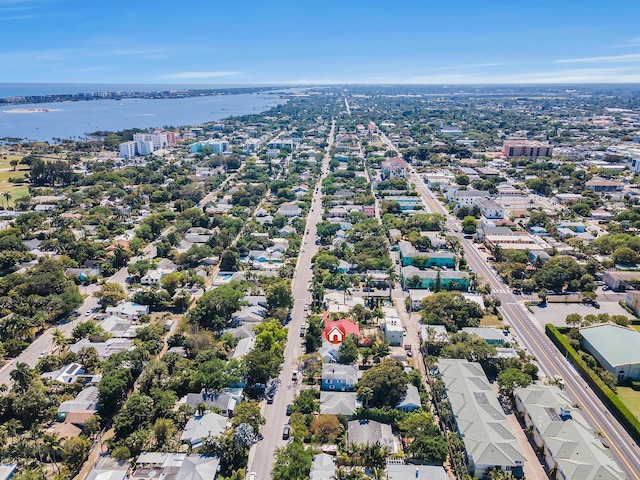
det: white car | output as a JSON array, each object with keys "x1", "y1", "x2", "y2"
[
  {"x1": 249, "y1": 472, "x2": 257, "y2": 480},
  {"x1": 38, "y1": 351, "x2": 48, "y2": 359}
]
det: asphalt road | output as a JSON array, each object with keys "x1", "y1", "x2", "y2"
[
  {"x1": 246, "y1": 121, "x2": 334, "y2": 479},
  {"x1": 407, "y1": 167, "x2": 640, "y2": 479}
]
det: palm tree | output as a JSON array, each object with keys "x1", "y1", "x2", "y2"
[
  {"x1": 10, "y1": 362, "x2": 34, "y2": 392},
  {"x1": 51, "y1": 328, "x2": 68, "y2": 354},
  {"x1": 28, "y1": 423, "x2": 44, "y2": 465},
  {"x1": 2, "y1": 191, "x2": 11, "y2": 209},
  {"x1": 42, "y1": 432, "x2": 62, "y2": 472},
  {"x1": 4, "y1": 419, "x2": 22, "y2": 446}
]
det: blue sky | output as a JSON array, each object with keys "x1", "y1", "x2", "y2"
[{"x1": 1, "y1": 0, "x2": 640, "y2": 84}]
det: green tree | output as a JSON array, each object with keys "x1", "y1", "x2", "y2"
[
  {"x1": 611, "y1": 247, "x2": 639, "y2": 266},
  {"x1": 95, "y1": 282, "x2": 126, "y2": 308},
  {"x1": 161, "y1": 271, "x2": 183, "y2": 296},
  {"x1": 407, "y1": 434, "x2": 448, "y2": 463},
  {"x1": 220, "y1": 248, "x2": 239, "y2": 271},
  {"x1": 272, "y1": 441, "x2": 315, "y2": 480},
  {"x1": 337, "y1": 335, "x2": 359, "y2": 364},
  {"x1": 188, "y1": 282, "x2": 246, "y2": 332},
  {"x1": 461, "y1": 216, "x2": 477, "y2": 234},
  {"x1": 62, "y1": 436, "x2": 91, "y2": 472},
  {"x1": 357, "y1": 358, "x2": 408, "y2": 408},
  {"x1": 565, "y1": 313, "x2": 583, "y2": 327},
  {"x1": 497, "y1": 368, "x2": 533, "y2": 394},
  {"x1": 266, "y1": 279, "x2": 293, "y2": 310},
  {"x1": 310, "y1": 414, "x2": 341, "y2": 443},
  {"x1": 292, "y1": 389, "x2": 320, "y2": 414},
  {"x1": 244, "y1": 349, "x2": 282, "y2": 385},
  {"x1": 230, "y1": 402, "x2": 264, "y2": 432},
  {"x1": 152, "y1": 418, "x2": 175, "y2": 448}
]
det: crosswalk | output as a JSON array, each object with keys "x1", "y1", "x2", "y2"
[{"x1": 491, "y1": 288, "x2": 511, "y2": 294}]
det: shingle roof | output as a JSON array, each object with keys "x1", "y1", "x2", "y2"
[
  {"x1": 515, "y1": 385, "x2": 625, "y2": 480},
  {"x1": 438, "y1": 359, "x2": 525, "y2": 470}
]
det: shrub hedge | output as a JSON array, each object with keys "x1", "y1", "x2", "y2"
[{"x1": 545, "y1": 323, "x2": 640, "y2": 443}]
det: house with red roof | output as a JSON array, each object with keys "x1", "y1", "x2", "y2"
[{"x1": 323, "y1": 318, "x2": 360, "y2": 345}]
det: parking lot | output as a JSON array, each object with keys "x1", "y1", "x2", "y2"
[{"x1": 531, "y1": 300, "x2": 631, "y2": 327}]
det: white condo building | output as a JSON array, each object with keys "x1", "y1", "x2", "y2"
[
  {"x1": 119, "y1": 141, "x2": 136, "y2": 159},
  {"x1": 133, "y1": 132, "x2": 168, "y2": 150}
]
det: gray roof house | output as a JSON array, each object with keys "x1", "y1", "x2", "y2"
[
  {"x1": 514, "y1": 385, "x2": 625, "y2": 480},
  {"x1": 438, "y1": 359, "x2": 526, "y2": 478},
  {"x1": 57, "y1": 386, "x2": 99, "y2": 421},
  {"x1": 105, "y1": 302, "x2": 149, "y2": 320},
  {"x1": 180, "y1": 412, "x2": 228, "y2": 448},
  {"x1": 85, "y1": 457, "x2": 128, "y2": 480},
  {"x1": 42, "y1": 363, "x2": 102, "y2": 385},
  {"x1": 320, "y1": 391, "x2": 361, "y2": 417},
  {"x1": 396, "y1": 384, "x2": 421, "y2": 412},
  {"x1": 347, "y1": 419, "x2": 398, "y2": 453},
  {"x1": 309, "y1": 453, "x2": 336, "y2": 480},
  {"x1": 132, "y1": 453, "x2": 219, "y2": 480},
  {"x1": 68, "y1": 338, "x2": 134, "y2": 360},
  {"x1": 231, "y1": 305, "x2": 266, "y2": 325},
  {"x1": 277, "y1": 203, "x2": 302, "y2": 217},
  {"x1": 321, "y1": 364, "x2": 360, "y2": 391},
  {"x1": 243, "y1": 295, "x2": 268, "y2": 307},
  {"x1": 580, "y1": 324, "x2": 640, "y2": 381},
  {"x1": 231, "y1": 336, "x2": 255, "y2": 359},
  {"x1": 177, "y1": 388, "x2": 243, "y2": 417}
]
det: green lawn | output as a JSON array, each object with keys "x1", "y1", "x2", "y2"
[
  {"x1": 0, "y1": 152, "x2": 29, "y2": 206},
  {"x1": 481, "y1": 314, "x2": 505, "y2": 329},
  {"x1": 617, "y1": 386, "x2": 640, "y2": 420}
]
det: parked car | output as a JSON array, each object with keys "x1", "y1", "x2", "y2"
[
  {"x1": 38, "y1": 351, "x2": 48, "y2": 359},
  {"x1": 282, "y1": 424, "x2": 290, "y2": 440},
  {"x1": 286, "y1": 404, "x2": 292, "y2": 416},
  {"x1": 592, "y1": 301, "x2": 601, "y2": 309},
  {"x1": 249, "y1": 473, "x2": 257, "y2": 480}
]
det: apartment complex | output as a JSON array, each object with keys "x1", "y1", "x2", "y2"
[
  {"x1": 502, "y1": 140, "x2": 553, "y2": 158},
  {"x1": 438, "y1": 359, "x2": 526, "y2": 478}
]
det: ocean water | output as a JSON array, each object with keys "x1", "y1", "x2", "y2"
[{"x1": 0, "y1": 84, "x2": 287, "y2": 141}]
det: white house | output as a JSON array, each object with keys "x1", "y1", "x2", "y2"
[{"x1": 105, "y1": 302, "x2": 149, "y2": 321}]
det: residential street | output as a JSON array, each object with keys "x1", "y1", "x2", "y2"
[{"x1": 246, "y1": 120, "x2": 334, "y2": 478}]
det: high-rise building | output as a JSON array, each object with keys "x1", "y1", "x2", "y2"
[
  {"x1": 135, "y1": 140, "x2": 154, "y2": 156},
  {"x1": 119, "y1": 141, "x2": 136, "y2": 159},
  {"x1": 502, "y1": 140, "x2": 553, "y2": 158},
  {"x1": 133, "y1": 132, "x2": 168, "y2": 150}
]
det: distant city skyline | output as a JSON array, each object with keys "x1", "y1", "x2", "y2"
[{"x1": 2, "y1": 0, "x2": 640, "y2": 84}]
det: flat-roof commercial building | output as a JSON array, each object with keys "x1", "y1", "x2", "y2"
[
  {"x1": 580, "y1": 324, "x2": 640, "y2": 382},
  {"x1": 514, "y1": 385, "x2": 625, "y2": 480},
  {"x1": 502, "y1": 140, "x2": 553, "y2": 158},
  {"x1": 438, "y1": 359, "x2": 526, "y2": 478}
]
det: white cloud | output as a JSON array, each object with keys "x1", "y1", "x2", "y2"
[
  {"x1": 161, "y1": 71, "x2": 241, "y2": 79},
  {"x1": 615, "y1": 37, "x2": 640, "y2": 48},
  {"x1": 432, "y1": 62, "x2": 507, "y2": 71},
  {"x1": 556, "y1": 53, "x2": 640, "y2": 64},
  {"x1": 273, "y1": 66, "x2": 640, "y2": 85}
]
